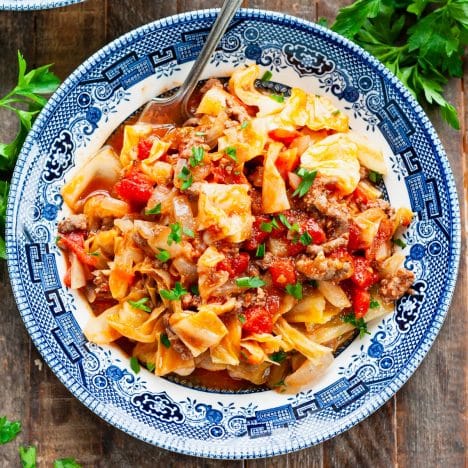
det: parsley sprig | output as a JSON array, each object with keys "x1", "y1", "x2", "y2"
[
  {"x1": 160, "y1": 282, "x2": 188, "y2": 301},
  {"x1": 343, "y1": 312, "x2": 371, "y2": 338},
  {"x1": 236, "y1": 276, "x2": 266, "y2": 288},
  {"x1": 0, "y1": 416, "x2": 21, "y2": 444},
  {"x1": 127, "y1": 297, "x2": 152, "y2": 313},
  {"x1": 331, "y1": 0, "x2": 466, "y2": 129},
  {"x1": 0, "y1": 52, "x2": 60, "y2": 260},
  {"x1": 293, "y1": 168, "x2": 317, "y2": 198}
]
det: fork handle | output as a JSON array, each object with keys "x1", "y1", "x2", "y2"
[{"x1": 179, "y1": 0, "x2": 243, "y2": 116}]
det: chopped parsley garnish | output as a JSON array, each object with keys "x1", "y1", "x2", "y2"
[
  {"x1": 240, "y1": 120, "x2": 249, "y2": 129},
  {"x1": 189, "y1": 146, "x2": 205, "y2": 167},
  {"x1": 332, "y1": 109, "x2": 341, "y2": 116},
  {"x1": 127, "y1": 297, "x2": 151, "y2": 313},
  {"x1": 156, "y1": 249, "x2": 171, "y2": 263},
  {"x1": 225, "y1": 146, "x2": 238, "y2": 162},
  {"x1": 183, "y1": 226, "x2": 195, "y2": 238},
  {"x1": 370, "y1": 299, "x2": 380, "y2": 309},
  {"x1": 255, "y1": 243, "x2": 265, "y2": 258},
  {"x1": 168, "y1": 223, "x2": 182, "y2": 244},
  {"x1": 261, "y1": 70, "x2": 273, "y2": 82},
  {"x1": 293, "y1": 168, "x2": 317, "y2": 198},
  {"x1": 178, "y1": 166, "x2": 193, "y2": 190},
  {"x1": 270, "y1": 93, "x2": 284, "y2": 103},
  {"x1": 299, "y1": 231, "x2": 313, "y2": 246},
  {"x1": 260, "y1": 218, "x2": 279, "y2": 233},
  {"x1": 285, "y1": 282, "x2": 303, "y2": 300},
  {"x1": 368, "y1": 170, "x2": 383, "y2": 183},
  {"x1": 194, "y1": 131, "x2": 206, "y2": 137},
  {"x1": 270, "y1": 350, "x2": 287, "y2": 363},
  {"x1": 393, "y1": 238, "x2": 407, "y2": 248},
  {"x1": 146, "y1": 362, "x2": 156, "y2": 372},
  {"x1": 343, "y1": 313, "x2": 370, "y2": 338},
  {"x1": 160, "y1": 282, "x2": 188, "y2": 301},
  {"x1": 19, "y1": 446, "x2": 37, "y2": 468},
  {"x1": 190, "y1": 284, "x2": 200, "y2": 296},
  {"x1": 89, "y1": 251, "x2": 100, "y2": 257},
  {"x1": 130, "y1": 356, "x2": 140, "y2": 374},
  {"x1": 54, "y1": 458, "x2": 82, "y2": 468},
  {"x1": 0, "y1": 416, "x2": 21, "y2": 445},
  {"x1": 278, "y1": 213, "x2": 292, "y2": 229},
  {"x1": 238, "y1": 314, "x2": 246, "y2": 324},
  {"x1": 160, "y1": 333, "x2": 171, "y2": 348},
  {"x1": 236, "y1": 276, "x2": 266, "y2": 289},
  {"x1": 145, "y1": 203, "x2": 161, "y2": 215}
]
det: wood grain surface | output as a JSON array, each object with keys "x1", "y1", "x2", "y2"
[{"x1": 0, "y1": 1, "x2": 466, "y2": 466}]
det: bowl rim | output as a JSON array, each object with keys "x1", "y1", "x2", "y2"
[
  {"x1": 6, "y1": 7, "x2": 461, "y2": 459},
  {"x1": 0, "y1": 0, "x2": 82, "y2": 11}
]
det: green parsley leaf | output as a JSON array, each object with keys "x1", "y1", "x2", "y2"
[
  {"x1": 343, "y1": 313, "x2": 371, "y2": 338},
  {"x1": 270, "y1": 94, "x2": 285, "y2": 103},
  {"x1": 260, "y1": 218, "x2": 279, "y2": 233},
  {"x1": 368, "y1": 170, "x2": 382, "y2": 183},
  {"x1": 270, "y1": 350, "x2": 287, "y2": 363},
  {"x1": 128, "y1": 297, "x2": 151, "y2": 313},
  {"x1": 130, "y1": 356, "x2": 140, "y2": 374},
  {"x1": 0, "y1": 416, "x2": 21, "y2": 444},
  {"x1": 393, "y1": 238, "x2": 407, "y2": 248},
  {"x1": 19, "y1": 446, "x2": 37, "y2": 468},
  {"x1": 225, "y1": 146, "x2": 238, "y2": 162},
  {"x1": 236, "y1": 276, "x2": 266, "y2": 288},
  {"x1": 178, "y1": 166, "x2": 193, "y2": 190},
  {"x1": 331, "y1": 0, "x2": 464, "y2": 129},
  {"x1": 277, "y1": 213, "x2": 292, "y2": 230},
  {"x1": 261, "y1": 70, "x2": 273, "y2": 81},
  {"x1": 293, "y1": 168, "x2": 317, "y2": 198},
  {"x1": 156, "y1": 249, "x2": 171, "y2": 263},
  {"x1": 146, "y1": 362, "x2": 156, "y2": 372},
  {"x1": 299, "y1": 231, "x2": 313, "y2": 246},
  {"x1": 370, "y1": 298, "x2": 380, "y2": 309},
  {"x1": 271, "y1": 379, "x2": 286, "y2": 388},
  {"x1": 194, "y1": 131, "x2": 206, "y2": 137},
  {"x1": 145, "y1": 203, "x2": 161, "y2": 215},
  {"x1": 189, "y1": 146, "x2": 205, "y2": 167},
  {"x1": 160, "y1": 333, "x2": 171, "y2": 348},
  {"x1": 53, "y1": 458, "x2": 82, "y2": 468},
  {"x1": 160, "y1": 282, "x2": 188, "y2": 301},
  {"x1": 240, "y1": 120, "x2": 249, "y2": 129},
  {"x1": 285, "y1": 282, "x2": 303, "y2": 300},
  {"x1": 255, "y1": 243, "x2": 265, "y2": 258},
  {"x1": 317, "y1": 17, "x2": 328, "y2": 27},
  {"x1": 167, "y1": 223, "x2": 182, "y2": 245},
  {"x1": 89, "y1": 251, "x2": 100, "y2": 257},
  {"x1": 238, "y1": 314, "x2": 246, "y2": 324},
  {"x1": 190, "y1": 284, "x2": 200, "y2": 296}
]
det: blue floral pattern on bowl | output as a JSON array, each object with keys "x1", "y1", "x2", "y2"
[
  {"x1": 6, "y1": 9, "x2": 460, "y2": 459},
  {"x1": 0, "y1": 0, "x2": 82, "y2": 10}
]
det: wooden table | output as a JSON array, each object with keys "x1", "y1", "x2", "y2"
[{"x1": 0, "y1": 1, "x2": 465, "y2": 466}]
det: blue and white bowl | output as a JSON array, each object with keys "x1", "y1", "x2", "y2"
[
  {"x1": 0, "y1": 0, "x2": 82, "y2": 10},
  {"x1": 6, "y1": 9, "x2": 461, "y2": 459}
]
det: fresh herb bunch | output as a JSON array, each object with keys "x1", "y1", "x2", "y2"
[
  {"x1": 331, "y1": 0, "x2": 467, "y2": 129},
  {"x1": 0, "y1": 52, "x2": 60, "y2": 259}
]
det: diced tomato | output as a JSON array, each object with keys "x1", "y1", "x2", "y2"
[
  {"x1": 217, "y1": 252, "x2": 249, "y2": 278},
  {"x1": 268, "y1": 129, "x2": 301, "y2": 145},
  {"x1": 244, "y1": 216, "x2": 270, "y2": 250},
  {"x1": 243, "y1": 306, "x2": 273, "y2": 334},
  {"x1": 115, "y1": 167, "x2": 154, "y2": 205},
  {"x1": 351, "y1": 256, "x2": 379, "y2": 289},
  {"x1": 303, "y1": 218, "x2": 326, "y2": 244},
  {"x1": 63, "y1": 267, "x2": 72, "y2": 288},
  {"x1": 286, "y1": 239, "x2": 306, "y2": 256},
  {"x1": 269, "y1": 259, "x2": 296, "y2": 287},
  {"x1": 137, "y1": 138, "x2": 153, "y2": 160},
  {"x1": 211, "y1": 164, "x2": 247, "y2": 184},
  {"x1": 113, "y1": 267, "x2": 135, "y2": 285},
  {"x1": 352, "y1": 186, "x2": 369, "y2": 205},
  {"x1": 265, "y1": 292, "x2": 281, "y2": 315},
  {"x1": 351, "y1": 287, "x2": 371, "y2": 318},
  {"x1": 57, "y1": 231, "x2": 98, "y2": 268},
  {"x1": 275, "y1": 148, "x2": 299, "y2": 179},
  {"x1": 348, "y1": 222, "x2": 366, "y2": 251}
]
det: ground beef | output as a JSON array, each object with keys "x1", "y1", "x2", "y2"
[
  {"x1": 359, "y1": 198, "x2": 395, "y2": 218},
  {"x1": 58, "y1": 214, "x2": 87, "y2": 233},
  {"x1": 296, "y1": 252, "x2": 353, "y2": 281},
  {"x1": 255, "y1": 252, "x2": 275, "y2": 270},
  {"x1": 379, "y1": 268, "x2": 415, "y2": 302},
  {"x1": 247, "y1": 166, "x2": 264, "y2": 187},
  {"x1": 306, "y1": 233, "x2": 349, "y2": 257},
  {"x1": 178, "y1": 133, "x2": 209, "y2": 161},
  {"x1": 250, "y1": 188, "x2": 264, "y2": 215},
  {"x1": 302, "y1": 177, "x2": 350, "y2": 236},
  {"x1": 181, "y1": 292, "x2": 201, "y2": 310},
  {"x1": 241, "y1": 287, "x2": 267, "y2": 309},
  {"x1": 166, "y1": 329, "x2": 192, "y2": 360}
]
